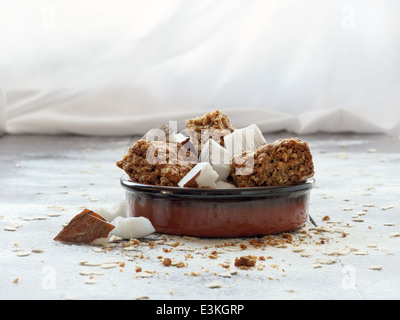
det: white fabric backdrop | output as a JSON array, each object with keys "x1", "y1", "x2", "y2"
[
  {"x1": 0, "y1": 0, "x2": 399, "y2": 137},
  {"x1": 0, "y1": 89, "x2": 5, "y2": 135}
]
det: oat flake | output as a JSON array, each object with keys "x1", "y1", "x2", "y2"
[
  {"x1": 315, "y1": 258, "x2": 337, "y2": 265},
  {"x1": 16, "y1": 251, "x2": 31, "y2": 257},
  {"x1": 4, "y1": 227, "x2": 17, "y2": 231},
  {"x1": 369, "y1": 266, "x2": 382, "y2": 271},
  {"x1": 205, "y1": 281, "x2": 222, "y2": 288},
  {"x1": 101, "y1": 263, "x2": 118, "y2": 269},
  {"x1": 80, "y1": 261, "x2": 102, "y2": 267},
  {"x1": 85, "y1": 279, "x2": 99, "y2": 285},
  {"x1": 136, "y1": 272, "x2": 153, "y2": 278}
]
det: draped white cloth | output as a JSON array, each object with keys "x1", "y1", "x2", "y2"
[
  {"x1": 0, "y1": 89, "x2": 5, "y2": 135},
  {"x1": 0, "y1": 0, "x2": 399, "y2": 136}
]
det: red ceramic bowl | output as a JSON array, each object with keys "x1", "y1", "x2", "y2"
[{"x1": 121, "y1": 176, "x2": 315, "y2": 238}]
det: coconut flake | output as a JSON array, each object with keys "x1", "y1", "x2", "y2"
[
  {"x1": 215, "y1": 181, "x2": 237, "y2": 189},
  {"x1": 223, "y1": 124, "x2": 266, "y2": 157},
  {"x1": 175, "y1": 133, "x2": 190, "y2": 145},
  {"x1": 93, "y1": 200, "x2": 127, "y2": 223},
  {"x1": 54, "y1": 209, "x2": 115, "y2": 244},
  {"x1": 110, "y1": 216, "x2": 155, "y2": 239},
  {"x1": 178, "y1": 162, "x2": 219, "y2": 188},
  {"x1": 200, "y1": 139, "x2": 232, "y2": 181}
]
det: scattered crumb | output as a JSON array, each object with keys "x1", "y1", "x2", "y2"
[{"x1": 234, "y1": 255, "x2": 257, "y2": 269}]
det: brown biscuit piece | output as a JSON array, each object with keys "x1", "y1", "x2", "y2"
[
  {"x1": 229, "y1": 138, "x2": 314, "y2": 187},
  {"x1": 116, "y1": 140, "x2": 196, "y2": 186},
  {"x1": 185, "y1": 110, "x2": 235, "y2": 154}
]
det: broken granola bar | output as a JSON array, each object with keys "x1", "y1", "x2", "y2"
[
  {"x1": 116, "y1": 140, "x2": 196, "y2": 186},
  {"x1": 185, "y1": 110, "x2": 235, "y2": 154},
  {"x1": 229, "y1": 138, "x2": 314, "y2": 187}
]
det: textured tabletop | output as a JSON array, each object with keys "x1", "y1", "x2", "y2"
[{"x1": 0, "y1": 132, "x2": 399, "y2": 300}]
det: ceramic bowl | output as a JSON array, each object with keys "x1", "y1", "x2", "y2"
[{"x1": 121, "y1": 176, "x2": 315, "y2": 238}]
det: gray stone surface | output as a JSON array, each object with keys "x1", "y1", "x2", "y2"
[{"x1": 0, "y1": 132, "x2": 399, "y2": 300}]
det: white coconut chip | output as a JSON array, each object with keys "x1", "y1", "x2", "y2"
[
  {"x1": 223, "y1": 124, "x2": 266, "y2": 157},
  {"x1": 93, "y1": 199, "x2": 128, "y2": 223},
  {"x1": 178, "y1": 162, "x2": 219, "y2": 189},
  {"x1": 175, "y1": 133, "x2": 190, "y2": 145},
  {"x1": 200, "y1": 139, "x2": 232, "y2": 181},
  {"x1": 110, "y1": 216, "x2": 155, "y2": 239},
  {"x1": 215, "y1": 181, "x2": 237, "y2": 189},
  {"x1": 90, "y1": 236, "x2": 112, "y2": 246}
]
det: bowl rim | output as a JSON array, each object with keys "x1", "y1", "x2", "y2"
[{"x1": 120, "y1": 175, "x2": 315, "y2": 196}]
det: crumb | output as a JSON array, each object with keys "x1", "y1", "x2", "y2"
[
  {"x1": 234, "y1": 255, "x2": 257, "y2": 269},
  {"x1": 162, "y1": 258, "x2": 172, "y2": 266},
  {"x1": 175, "y1": 262, "x2": 186, "y2": 268}
]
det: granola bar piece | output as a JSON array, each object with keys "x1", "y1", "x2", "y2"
[
  {"x1": 185, "y1": 110, "x2": 235, "y2": 154},
  {"x1": 116, "y1": 140, "x2": 196, "y2": 186},
  {"x1": 229, "y1": 138, "x2": 314, "y2": 187}
]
